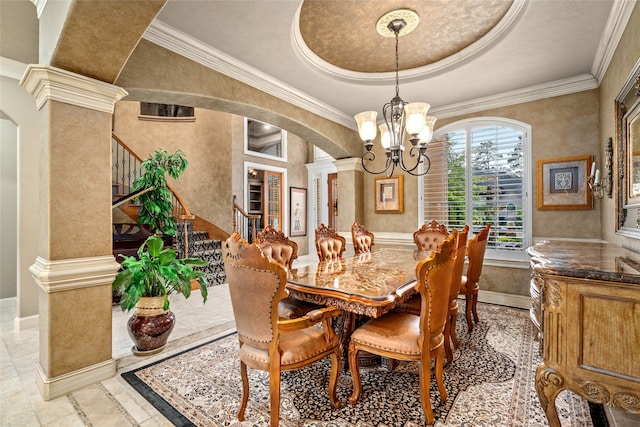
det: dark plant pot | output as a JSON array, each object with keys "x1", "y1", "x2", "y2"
[{"x1": 127, "y1": 296, "x2": 175, "y2": 356}]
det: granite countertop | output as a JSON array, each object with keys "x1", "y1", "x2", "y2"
[{"x1": 527, "y1": 240, "x2": 640, "y2": 285}]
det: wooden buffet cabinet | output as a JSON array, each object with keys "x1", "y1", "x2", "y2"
[{"x1": 527, "y1": 241, "x2": 640, "y2": 426}]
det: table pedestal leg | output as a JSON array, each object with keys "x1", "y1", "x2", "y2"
[{"x1": 337, "y1": 311, "x2": 382, "y2": 370}]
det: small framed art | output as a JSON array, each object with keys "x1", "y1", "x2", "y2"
[
  {"x1": 537, "y1": 155, "x2": 593, "y2": 210},
  {"x1": 290, "y1": 187, "x2": 307, "y2": 236},
  {"x1": 375, "y1": 175, "x2": 404, "y2": 214}
]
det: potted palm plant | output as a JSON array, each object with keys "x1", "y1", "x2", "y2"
[
  {"x1": 133, "y1": 149, "x2": 188, "y2": 236},
  {"x1": 113, "y1": 235, "x2": 208, "y2": 355}
]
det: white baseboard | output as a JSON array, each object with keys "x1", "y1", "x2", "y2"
[
  {"x1": 15, "y1": 314, "x2": 38, "y2": 331},
  {"x1": 476, "y1": 290, "x2": 531, "y2": 310},
  {"x1": 36, "y1": 358, "x2": 116, "y2": 401}
]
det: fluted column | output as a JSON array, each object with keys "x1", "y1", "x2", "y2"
[{"x1": 20, "y1": 65, "x2": 127, "y2": 400}]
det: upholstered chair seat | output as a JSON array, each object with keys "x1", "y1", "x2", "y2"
[
  {"x1": 348, "y1": 231, "x2": 457, "y2": 425},
  {"x1": 223, "y1": 233, "x2": 342, "y2": 427}
]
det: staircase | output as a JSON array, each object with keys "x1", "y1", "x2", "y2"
[
  {"x1": 112, "y1": 133, "x2": 229, "y2": 287},
  {"x1": 190, "y1": 231, "x2": 227, "y2": 286}
]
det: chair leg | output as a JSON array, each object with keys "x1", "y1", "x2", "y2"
[
  {"x1": 471, "y1": 289, "x2": 479, "y2": 323},
  {"x1": 418, "y1": 355, "x2": 435, "y2": 425},
  {"x1": 435, "y1": 351, "x2": 447, "y2": 403},
  {"x1": 328, "y1": 349, "x2": 341, "y2": 409},
  {"x1": 444, "y1": 312, "x2": 453, "y2": 364},
  {"x1": 450, "y1": 304, "x2": 459, "y2": 349},
  {"x1": 238, "y1": 361, "x2": 249, "y2": 421},
  {"x1": 348, "y1": 342, "x2": 362, "y2": 405},
  {"x1": 465, "y1": 292, "x2": 474, "y2": 333},
  {"x1": 269, "y1": 365, "x2": 281, "y2": 427}
]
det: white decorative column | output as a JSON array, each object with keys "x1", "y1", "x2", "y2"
[
  {"x1": 20, "y1": 65, "x2": 127, "y2": 400},
  {"x1": 333, "y1": 158, "x2": 365, "y2": 235}
]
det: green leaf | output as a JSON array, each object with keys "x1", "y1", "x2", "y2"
[
  {"x1": 158, "y1": 249, "x2": 177, "y2": 265},
  {"x1": 145, "y1": 236, "x2": 164, "y2": 257}
]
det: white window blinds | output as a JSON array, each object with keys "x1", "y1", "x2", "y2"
[{"x1": 423, "y1": 121, "x2": 528, "y2": 253}]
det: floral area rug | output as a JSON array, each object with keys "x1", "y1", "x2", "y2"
[{"x1": 122, "y1": 303, "x2": 604, "y2": 426}]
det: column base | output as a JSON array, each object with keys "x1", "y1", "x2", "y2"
[{"x1": 35, "y1": 358, "x2": 116, "y2": 401}]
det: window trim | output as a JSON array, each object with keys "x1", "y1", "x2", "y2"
[
  {"x1": 418, "y1": 117, "x2": 532, "y2": 262},
  {"x1": 244, "y1": 117, "x2": 288, "y2": 162}
]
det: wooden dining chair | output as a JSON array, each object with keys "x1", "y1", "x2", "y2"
[
  {"x1": 347, "y1": 231, "x2": 457, "y2": 425},
  {"x1": 222, "y1": 232, "x2": 342, "y2": 427},
  {"x1": 461, "y1": 223, "x2": 491, "y2": 333},
  {"x1": 397, "y1": 225, "x2": 469, "y2": 364},
  {"x1": 256, "y1": 225, "x2": 321, "y2": 319},
  {"x1": 351, "y1": 222, "x2": 374, "y2": 254},
  {"x1": 444, "y1": 225, "x2": 469, "y2": 361},
  {"x1": 413, "y1": 219, "x2": 449, "y2": 260},
  {"x1": 315, "y1": 223, "x2": 346, "y2": 261},
  {"x1": 396, "y1": 219, "x2": 449, "y2": 314}
]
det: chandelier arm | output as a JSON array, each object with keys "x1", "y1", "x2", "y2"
[
  {"x1": 361, "y1": 151, "x2": 394, "y2": 175},
  {"x1": 399, "y1": 147, "x2": 432, "y2": 176}
]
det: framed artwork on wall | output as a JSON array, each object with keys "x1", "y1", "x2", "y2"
[
  {"x1": 537, "y1": 155, "x2": 593, "y2": 210},
  {"x1": 290, "y1": 187, "x2": 307, "y2": 236},
  {"x1": 375, "y1": 175, "x2": 404, "y2": 214}
]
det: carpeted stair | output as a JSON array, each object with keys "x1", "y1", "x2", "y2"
[{"x1": 189, "y1": 231, "x2": 227, "y2": 286}]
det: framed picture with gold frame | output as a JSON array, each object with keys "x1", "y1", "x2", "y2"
[
  {"x1": 537, "y1": 155, "x2": 593, "y2": 210},
  {"x1": 375, "y1": 175, "x2": 404, "y2": 214}
]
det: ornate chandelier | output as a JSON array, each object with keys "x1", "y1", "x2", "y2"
[{"x1": 354, "y1": 9, "x2": 436, "y2": 177}]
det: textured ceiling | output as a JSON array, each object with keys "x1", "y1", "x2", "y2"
[
  {"x1": 150, "y1": 0, "x2": 620, "y2": 124},
  {"x1": 299, "y1": 0, "x2": 513, "y2": 73}
]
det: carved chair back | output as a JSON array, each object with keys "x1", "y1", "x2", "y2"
[
  {"x1": 315, "y1": 223, "x2": 346, "y2": 261},
  {"x1": 351, "y1": 222, "x2": 375, "y2": 254},
  {"x1": 256, "y1": 225, "x2": 298, "y2": 269},
  {"x1": 413, "y1": 219, "x2": 449, "y2": 260},
  {"x1": 466, "y1": 224, "x2": 491, "y2": 285}
]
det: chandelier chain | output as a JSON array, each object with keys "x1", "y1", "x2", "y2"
[{"x1": 394, "y1": 26, "x2": 400, "y2": 98}]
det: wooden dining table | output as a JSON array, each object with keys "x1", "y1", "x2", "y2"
[{"x1": 287, "y1": 248, "x2": 420, "y2": 364}]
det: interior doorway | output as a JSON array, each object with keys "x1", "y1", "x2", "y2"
[
  {"x1": 244, "y1": 162, "x2": 287, "y2": 236},
  {"x1": 328, "y1": 173, "x2": 338, "y2": 231}
]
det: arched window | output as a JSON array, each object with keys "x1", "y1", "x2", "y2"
[{"x1": 420, "y1": 117, "x2": 532, "y2": 261}]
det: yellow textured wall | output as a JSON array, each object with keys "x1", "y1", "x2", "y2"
[
  {"x1": 113, "y1": 101, "x2": 234, "y2": 232},
  {"x1": 599, "y1": 3, "x2": 640, "y2": 250},
  {"x1": 363, "y1": 90, "x2": 602, "y2": 240},
  {"x1": 114, "y1": 102, "x2": 311, "y2": 252}
]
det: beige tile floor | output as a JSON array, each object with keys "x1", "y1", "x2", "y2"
[
  {"x1": 1, "y1": 254, "x2": 637, "y2": 426},
  {"x1": 1, "y1": 284, "x2": 236, "y2": 426}
]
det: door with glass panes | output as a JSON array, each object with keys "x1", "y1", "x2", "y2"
[{"x1": 264, "y1": 170, "x2": 283, "y2": 230}]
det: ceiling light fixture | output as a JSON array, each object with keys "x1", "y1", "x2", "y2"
[{"x1": 354, "y1": 9, "x2": 436, "y2": 177}]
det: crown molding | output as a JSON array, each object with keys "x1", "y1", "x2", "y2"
[
  {"x1": 0, "y1": 57, "x2": 28, "y2": 80},
  {"x1": 145, "y1": 8, "x2": 615, "y2": 130},
  {"x1": 30, "y1": 0, "x2": 46, "y2": 19},
  {"x1": 591, "y1": 0, "x2": 636, "y2": 84},
  {"x1": 143, "y1": 21, "x2": 354, "y2": 129},
  {"x1": 19, "y1": 65, "x2": 128, "y2": 113},
  {"x1": 432, "y1": 74, "x2": 599, "y2": 119}
]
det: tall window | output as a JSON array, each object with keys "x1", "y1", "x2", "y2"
[{"x1": 422, "y1": 118, "x2": 531, "y2": 261}]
